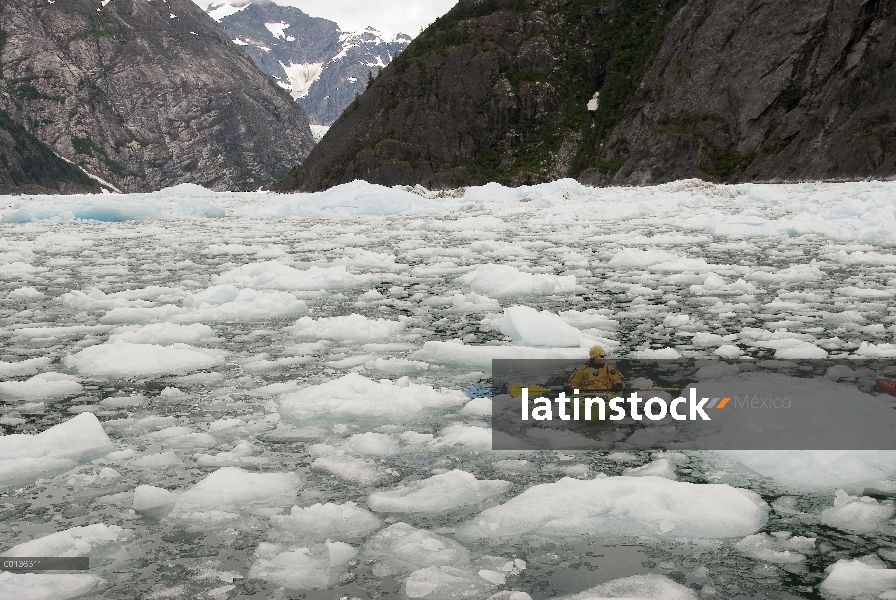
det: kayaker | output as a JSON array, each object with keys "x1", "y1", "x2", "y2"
[{"x1": 564, "y1": 345, "x2": 625, "y2": 394}]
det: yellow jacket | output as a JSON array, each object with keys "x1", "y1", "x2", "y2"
[{"x1": 568, "y1": 363, "x2": 625, "y2": 391}]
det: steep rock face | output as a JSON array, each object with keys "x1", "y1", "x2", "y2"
[
  {"x1": 279, "y1": 0, "x2": 685, "y2": 191},
  {"x1": 0, "y1": 109, "x2": 99, "y2": 195},
  {"x1": 0, "y1": 0, "x2": 313, "y2": 192},
  {"x1": 582, "y1": 0, "x2": 896, "y2": 185},
  {"x1": 282, "y1": 0, "x2": 896, "y2": 191},
  {"x1": 213, "y1": 2, "x2": 410, "y2": 125}
]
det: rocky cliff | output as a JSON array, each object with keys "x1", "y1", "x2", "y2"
[
  {"x1": 0, "y1": 0, "x2": 313, "y2": 193},
  {"x1": 0, "y1": 109, "x2": 99, "y2": 195},
  {"x1": 278, "y1": 0, "x2": 686, "y2": 190},
  {"x1": 581, "y1": 0, "x2": 896, "y2": 185},
  {"x1": 280, "y1": 0, "x2": 896, "y2": 191}
]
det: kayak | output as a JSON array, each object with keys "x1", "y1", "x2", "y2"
[{"x1": 876, "y1": 379, "x2": 896, "y2": 397}]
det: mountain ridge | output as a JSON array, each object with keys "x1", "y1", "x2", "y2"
[
  {"x1": 209, "y1": 1, "x2": 410, "y2": 125},
  {"x1": 0, "y1": 0, "x2": 314, "y2": 193},
  {"x1": 280, "y1": 0, "x2": 896, "y2": 192}
]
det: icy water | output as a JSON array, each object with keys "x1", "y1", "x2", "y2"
[{"x1": 1, "y1": 178, "x2": 895, "y2": 599}]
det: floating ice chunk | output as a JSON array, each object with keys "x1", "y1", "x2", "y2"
[
  {"x1": 175, "y1": 286, "x2": 308, "y2": 322},
  {"x1": 648, "y1": 257, "x2": 717, "y2": 273},
  {"x1": 173, "y1": 467, "x2": 299, "y2": 512},
  {"x1": 734, "y1": 532, "x2": 814, "y2": 563},
  {"x1": 0, "y1": 356, "x2": 51, "y2": 377},
  {"x1": 2, "y1": 198, "x2": 167, "y2": 222},
  {"x1": 195, "y1": 442, "x2": 268, "y2": 467},
  {"x1": 133, "y1": 485, "x2": 176, "y2": 512},
  {"x1": 405, "y1": 566, "x2": 493, "y2": 600},
  {"x1": 0, "y1": 373, "x2": 82, "y2": 401},
  {"x1": 145, "y1": 426, "x2": 195, "y2": 440},
  {"x1": 423, "y1": 292, "x2": 501, "y2": 312},
  {"x1": 607, "y1": 248, "x2": 680, "y2": 268},
  {"x1": 554, "y1": 573, "x2": 697, "y2": 600},
  {"x1": 854, "y1": 342, "x2": 896, "y2": 358},
  {"x1": 131, "y1": 451, "x2": 182, "y2": 469},
  {"x1": 310, "y1": 454, "x2": 396, "y2": 486},
  {"x1": 270, "y1": 502, "x2": 382, "y2": 542},
  {"x1": 429, "y1": 425, "x2": 492, "y2": 451},
  {"x1": 821, "y1": 489, "x2": 895, "y2": 533},
  {"x1": 662, "y1": 313, "x2": 691, "y2": 327},
  {"x1": 0, "y1": 413, "x2": 113, "y2": 491},
  {"x1": 748, "y1": 263, "x2": 824, "y2": 283},
  {"x1": 714, "y1": 344, "x2": 743, "y2": 358},
  {"x1": 368, "y1": 470, "x2": 511, "y2": 513},
  {"x1": 214, "y1": 261, "x2": 373, "y2": 290},
  {"x1": 361, "y1": 522, "x2": 470, "y2": 575},
  {"x1": 624, "y1": 459, "x2": 677, "y2": 480},
  {"x1": 455, "y1": 476, "x2": 768, "y2": 541},
  {"x1": 819, "y1": 558, "x2": 896, "y2": 599},
  {"x1": 457, "y1": 264, "x2": 576, "y2": 297},
  {"x1": 286, "y1": 314, "x2": 405, "y2": 342},
  {"x1": 559, "y1": 310, "x2": 618, "y2": 330},
  {"x1": 109, "y1": 323, "x2": 216, "y2": 345},
  {"x1": 400, "y1": 431, "x2": 434, "y2": 444},
  {"x1": 842, "y1": 249, "x2": 896, "y2": 265},
  {"x1": 4, "y1": 523, "x2": 126, "y2": 557},
  {"x1": 0, "y1": 261, "x2": 45, "y2": 275},
  {"x1": 0, "y1": 572, "x2": 106, "y2": 599},
  {"x1": 691, "y1": 331, "x2": 737, "y2": 348},
  {"x1": 278, "y1": 373, "x2": 467, "y2": 422},
  {"x1": 237, "y1": 180, "x2": 444, "y2": 218},
  {"x1": 719, "y1": 450, "x2": 896, "y2": 488},
  {"x1": 500, "y1": 306, "x2": 588, "y2": 347},
  {"x1": 342, "y1": 432, "x2": 399, "y2": 455},
  {"x1": 65, "y1": 342, "x2": 224, "y2": 377},
  {"x1": 835, "y1": 285, "x2": 892, "y2": 299},
  {"x1": 411, "y1": 341, "x2": 587, "y2": 368},
  {"x1": 461, "y1": 397, "x2": 492, "y2": 416},
  {"x1": 248, "y1": 543, "x2": 332, "y2": 590},
  {"x1": 99, "y1": 304, "x2": 186, "y2": 324},
  {"x1": 170, "y1": 196, "x2": 225, "y2": 218},
  {"x1": 333, "y1": 248, "x2": 406, "y2": 270},
  {"x1": 8, "y1": 286, "x2": 43, "y2": 299},
  {"x1": 774, "y1": 341, "x2": 828, "y2": 359},
  {"x1": 631, "y1": 347, "x2": 682, "y2": 359},
  {"x1": 364, "y1": 357, "x2": 430, "y2": 374}
]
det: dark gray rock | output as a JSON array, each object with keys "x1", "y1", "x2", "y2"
[
  {"x1": 279, "y1": 0, "x2": 685, "y2": 191},
  {"x1": 580, "y1": 0, "x2": 896, "y2": 185},
  {"x1": 281, "y1": 0, "x2": 896, "y2": 192},
  {"x1": 0, "y1": 0, "x2": 313, "y2": 193}
]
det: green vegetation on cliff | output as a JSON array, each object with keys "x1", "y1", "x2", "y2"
[
  {"x1": 0, "y1": 109, "x2": 99, "y2": 193},
  {"x1": 283, "y1": 0, "x2": 684, "y2": 190}
]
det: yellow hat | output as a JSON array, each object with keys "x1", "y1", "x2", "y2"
[{"x1": 589, "y1": 345, "x2": 607, "y2": 358}]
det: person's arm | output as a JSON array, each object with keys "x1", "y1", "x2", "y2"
[
  {"x1": 568, "y1": 366, "x2": 586, "y2": 390},
  {"x1": 608, "y1": 366, "x2": 625, "y2": 392}
]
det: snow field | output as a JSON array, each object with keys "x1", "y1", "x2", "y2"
[{"x1": 1, "y1": 178, "x2": 895, "y2": 599}]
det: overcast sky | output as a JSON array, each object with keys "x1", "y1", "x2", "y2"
[{"x1": 193, "y1": 1, "x2": 458, "y2": 38}]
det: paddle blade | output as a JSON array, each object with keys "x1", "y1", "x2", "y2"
[{"x1": 509, "y1": 384, "x2": 552, "y2": 398}]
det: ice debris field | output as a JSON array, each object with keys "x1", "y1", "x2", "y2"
[{"x1": 1, "y1": 178, "x2": 896, "y2": 600}]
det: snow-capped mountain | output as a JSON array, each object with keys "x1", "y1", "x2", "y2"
[{"x1": 206, "y1": 2, "x2": 410, "y2": 125}]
